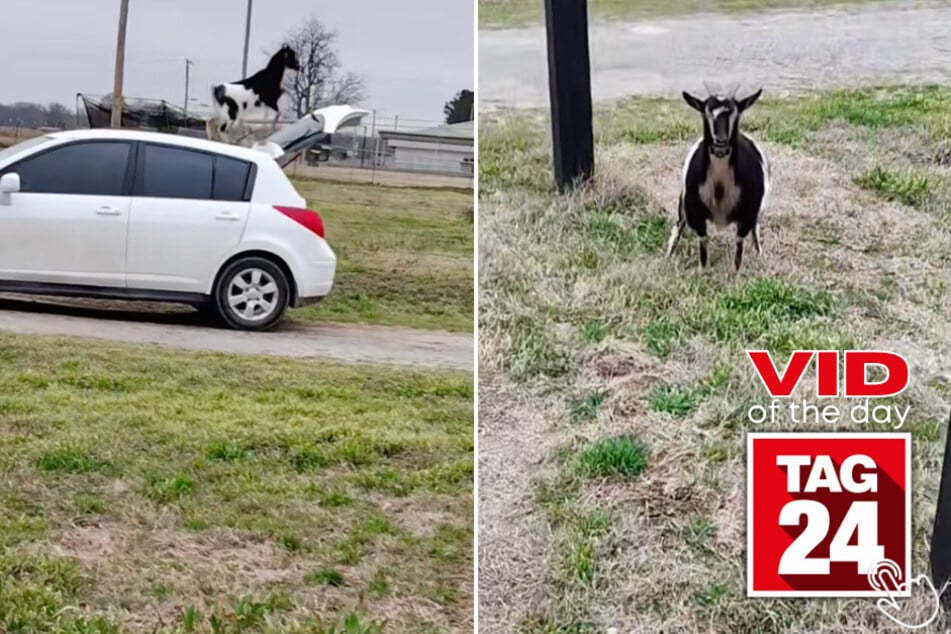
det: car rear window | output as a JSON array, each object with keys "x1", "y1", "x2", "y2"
[
  {"x1": 138, "y1": 144, "x2": 253, "y2": 201},
  {"x1": 141, "y1": 144, "x2": 213, "y2": 200},
  {"x1": 213, "y1": 155, "x2": 251, "y2": 202}
]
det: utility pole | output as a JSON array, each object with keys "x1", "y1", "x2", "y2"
[
  {"x1": 111, "y1": 0, "x2": 130, "y2": 128},
  {"x1": 544, "y1": 0, "x2": 594, "y2": 191},
  {"x1": 241, "y1": 0, "x2": 253, "y2": 77},
  {"x1": 184, "y1": 59, "x2": 193, "y2": 115}
]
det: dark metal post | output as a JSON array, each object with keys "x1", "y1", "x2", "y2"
[
  {"x1": 931, "y1": 411, "x2": 951, "y2": 603},
  {"x1": 544, "y1": 0, "x2": 594, "y2": 191},
  {"x1": 184, "y1": 59, "x2": 192, "y2": 114}
]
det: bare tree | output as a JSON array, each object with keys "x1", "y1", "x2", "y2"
[{"x1": 276, "y1": 17, "x2": 368, "y2": 118}]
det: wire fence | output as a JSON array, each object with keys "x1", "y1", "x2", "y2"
[
  {"x1": 1, "y1": 99, "x2": 474, "y2": 189},
  {"x1": 268, "y1": 112, "x2": 473, "y2": 185}
]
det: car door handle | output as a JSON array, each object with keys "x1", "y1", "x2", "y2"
[
  {"x1": 95, "y1": 206, "x2": 121, "y2": 216},
  {"x1": 215, "y1": 211, "x2": 241, "y2": 221}
]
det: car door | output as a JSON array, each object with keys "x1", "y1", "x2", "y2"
[
  {"x1": 126, "y1": 143, "x2": 252, "y2": 293},
  {"x1": 0, "y1": 140, "x2": 133, "y2": 287}
]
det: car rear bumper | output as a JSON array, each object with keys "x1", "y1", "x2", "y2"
[
  {"x1": 293, "y1": 259, "x2": 335, "y2": 307},
  {"x1": 295, "y1": 294, "x2": 326, "y2": 307}
]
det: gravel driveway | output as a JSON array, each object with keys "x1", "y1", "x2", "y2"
[{"x1": 479, "y1": 1, "x2": 951, "y2": 109}]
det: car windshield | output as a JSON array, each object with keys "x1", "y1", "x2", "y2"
[{"x1": 0, "y1": 135, "x2": 54, "y2": 166}]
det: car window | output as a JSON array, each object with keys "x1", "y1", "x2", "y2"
[
  {"x1": 0, "y1": 135, "x2": 54, "y2": 167},
  {"x1": 141, "y1": 144, "x2": 213, "y2": 200},
  {"x1": 213, "y1": 155, "x2": 251, "y2": 202},
  {"x1": 7, "y1": 141, "x2": 130, "y2": 196}
]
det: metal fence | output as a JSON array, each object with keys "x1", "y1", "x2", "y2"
[
  {"x1": 257, "y1": 111, "x2": 474, "y2": 188},
  {"x1": 6, "y1": 98, "x2": 474, "y2": 189}
]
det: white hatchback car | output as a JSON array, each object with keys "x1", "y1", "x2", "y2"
[{"x1": 0, "y1": 107, "x2": 366, "y2": 331}]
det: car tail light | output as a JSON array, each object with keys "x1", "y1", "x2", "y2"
[{"x1": 274, "y1": 206, "x2": 325, "y2": 239}]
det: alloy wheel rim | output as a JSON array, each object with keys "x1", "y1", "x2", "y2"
[{"x1": 227, "y1": 268, "x2": 279, "y2": 322}]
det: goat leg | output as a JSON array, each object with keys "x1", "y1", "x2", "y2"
[
  {"x1": 666, "y1": 195, "x2": 686, "y2": 258},
  {"x1": 735, "y1": 223, "x2": 755, "y2": 272},
  {"x1": 205, "y1": 118, "x2": 220, "y2": 141},
  {"x1": 751, "y1": 225, "x2": 762, "y2": 255},
  {"x1": 666, "y1": 218, "x2": 685, "y2": 258},
  {"x1": 688, "y1": 218, "x2": 708, "y2": 269}
]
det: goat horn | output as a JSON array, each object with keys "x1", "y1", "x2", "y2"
[
  {"x1": 703, "y1": 80, "x2": 716, "y2": 97},
  {"x1": 728, "y1": 82, "x2": 741, "y2": 98}
]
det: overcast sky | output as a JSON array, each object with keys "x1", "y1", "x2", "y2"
[{"x1": 2, "y1": 0, "x2": 473, "y2": 127}]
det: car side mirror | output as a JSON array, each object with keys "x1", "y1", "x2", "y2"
[{"x1": 0, "y1": 173, "x2": 19, "y2": 205}]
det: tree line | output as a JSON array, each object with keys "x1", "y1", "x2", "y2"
[{"x1": 0, "y1": 102, "x2": 78, "y2": 129}]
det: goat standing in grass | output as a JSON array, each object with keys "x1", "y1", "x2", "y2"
[
  {"x1": 206, "y1": 44, "x2": 300, "y2": 145},
  {"x1": 666, "y1": 85, "x2": 771, "y2": 272}
]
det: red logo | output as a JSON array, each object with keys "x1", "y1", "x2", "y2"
[
  {"x1": 747, "y1": 433, "x2": 911, "y2": 597},
  {"x1": 747, "y1": 350, "x2": 910, "y2": 398}
]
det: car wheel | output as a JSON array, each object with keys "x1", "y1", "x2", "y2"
[{"x1": 214, "y1": 257, "x2": 290, "y2": 331}]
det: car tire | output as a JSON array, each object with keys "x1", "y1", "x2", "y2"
[{"x1": 213, "y1": 257, "x2": 290, "y2": 331}]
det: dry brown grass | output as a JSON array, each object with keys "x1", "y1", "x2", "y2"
[
  {"x1": 0, "y1": 126, "x2": 46, "y2": 148},
  {"x1": 479, "y1": 88, "x2": 951, "y2": 632}
]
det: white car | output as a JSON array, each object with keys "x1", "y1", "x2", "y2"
[{"x1": 0, "y1": 106, "x2": 368, "y2": 331}]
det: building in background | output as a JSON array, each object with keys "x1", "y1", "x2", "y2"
[{"x1": 378, "y1": 120, "x2": 473, "y2": 177}]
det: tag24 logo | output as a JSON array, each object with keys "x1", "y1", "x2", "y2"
[{"x1": 747, "y1": 432, "x2": 911, "y2": 596}]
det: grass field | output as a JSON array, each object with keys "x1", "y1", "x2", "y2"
[
  {"x1": 291, "y1": 180, "x2": 474, "y2": 332},
  {"x1": 479, "y1": 0, "x2": 886, "y2": 28},
  {"x1": 479, "y1": 85, "x2": 951, "y2": 632},
  {"x1": 0, "y1": 332, "x2": 473, "y2": 633}
]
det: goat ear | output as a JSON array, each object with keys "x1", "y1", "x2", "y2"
[
  {"x1": 737, "y1": 88, "x2": 763, "y2": 112},
  {"x1": 682, "y1": 91, "x2": 704, "y2": 112}
]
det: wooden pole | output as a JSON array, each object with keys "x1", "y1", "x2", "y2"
[
  {"x1": 544, "y1": 0, "x2": 594, "y2": 191},
  {"x1": 242, "y1": 0, "x2": 253, "y2": 77},
  {"x1": 184, "y1": 59, "x2": 192, "y2": 114},
  {"x1": 931, "y1": 411, "x2": 951, "y2": 605},
  {"x1": 111, "y1": 0, "x2": 130, "y2": 128}
]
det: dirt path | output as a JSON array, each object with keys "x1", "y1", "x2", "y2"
[
  {"x1": 0, "y1": 298, "x2": 472, "y2": 372},
  {"x1": 479, "y1": 1, "x2": 951, "y2": 110}
]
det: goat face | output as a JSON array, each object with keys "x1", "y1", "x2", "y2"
[
  {"x1": 278, "y1": 44, "x2": 300, "y2": 71},
  {"x1": 682, "y1": 88, "x2": 762, "y2": 158}
]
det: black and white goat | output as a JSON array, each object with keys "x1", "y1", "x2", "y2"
[
  {"x1": 666, "y1": 85, "x2": 771, "y2": 271},
  {"x1": 206, "y1": 44, "x2": 300, "y2": 145}
]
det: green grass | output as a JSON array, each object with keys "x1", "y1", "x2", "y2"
[
  {"x1": 479, "y1": 0, "x2": 887, "y2": 28},
  {"x1": 577, "y1": 436, "x2": 649, "y2": 479},
  {"x1": 305, "y1": 568, "x2": 346, "y2": 587},
  {"x1": 0, "y1": 333, "x2": 473, "y2": 632},
  {"x1": 855, "y1": 166, "x2": 936, "y2": 208},
  {"x1": 481, "y1": 86, "x2": 951, "y2": 204},
  {"x1": 289, "y1": 179, "x2": 473, "y2": 332},
  {"x1": 649, "y1": 386, "x2": 698, "y2": 416},
  {"x1": 568, "y1": 391, "x2": 607, "y2": 424}
]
